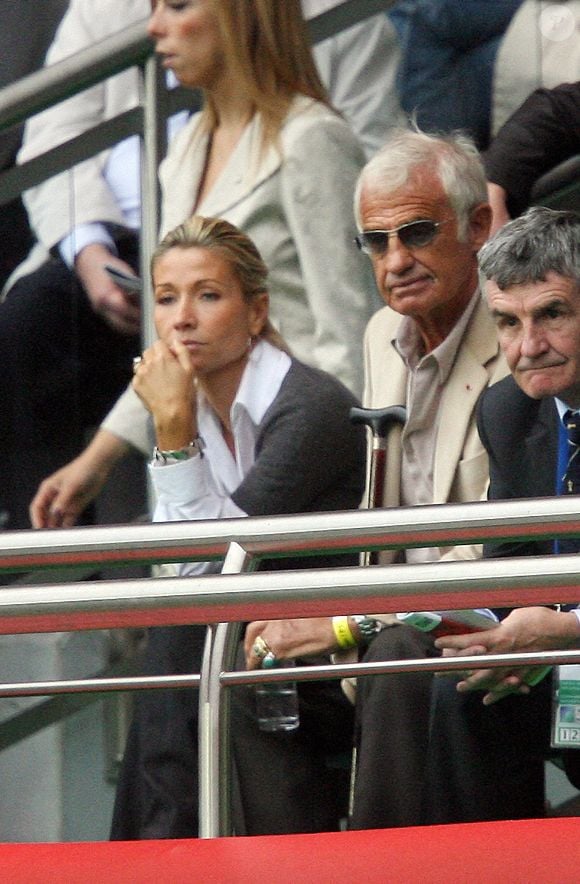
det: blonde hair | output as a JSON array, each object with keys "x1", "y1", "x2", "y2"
[
  {"x1": 203, "y1": 0, "x2": 331, "y2": 149},
  {"x1": 152, "y1": 215, "x2": 291, "y2": 353}
]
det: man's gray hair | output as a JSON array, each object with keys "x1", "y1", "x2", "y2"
[
  {"x1": 478, "y1": 206, "x2": 580, "y2": 289},
  {"x1": 354, "y1": 128, "x2": 487, "y2": 240}
]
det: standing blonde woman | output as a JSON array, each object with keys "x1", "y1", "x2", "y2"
[
  {"x1": 32, "y1": 0, "x2": 378, "y2": 529},
  {"x1": 110, "y1": 215, "x2": 366, "y2": 838}
]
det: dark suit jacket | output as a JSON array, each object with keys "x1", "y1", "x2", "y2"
[
  {"x1": 477, "y1": 373, "x2": 559, "y2": 559},
  {"x1": 477, "y1": 375, "x2": 580, "y2": 788}
]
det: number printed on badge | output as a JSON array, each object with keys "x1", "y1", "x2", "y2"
[{"x1": 558, "y1": 726, "x2": 580, "y2": 743}]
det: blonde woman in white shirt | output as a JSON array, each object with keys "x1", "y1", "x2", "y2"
[{"x1": 110, "y1": 214, "x2": 365, "y2": 838}]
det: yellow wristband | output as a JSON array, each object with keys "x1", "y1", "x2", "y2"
[{"x1": 332, "y1": 615, "x2": 358, "y2": 650}]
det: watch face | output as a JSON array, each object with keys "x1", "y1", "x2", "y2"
[{"x1": 356, "y1": 616, "x2": 382, "y2": 637}]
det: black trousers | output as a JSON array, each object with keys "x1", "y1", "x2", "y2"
[
  {"x1": 0, "y1": 196, "x2": 33, "y2": 291},
  {"x1": 111, "y1": 623, "x2": 355, "y2": 839},
  {"x1": 0, "y1": 243, "x2": 140, "y2": 530},
  {"x1": 350, "y1": 624, "x2": 564, "y2": 829},
  {"x1": 110, "y1": 625, "x2": 205, "y2": 840},
  {"x1": 350, "y1": 624, "x2": 439, "y2": 829},
  {"x1": 423, "y1": 673, "x2": 551, "y2": 824},
  {"x1": 230, "y1": 649, "x2": 354, "y2": 835}
]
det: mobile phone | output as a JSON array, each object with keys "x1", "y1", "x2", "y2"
[{"x1": 104, "y1": 264, "x2": 142, "y2": 294}]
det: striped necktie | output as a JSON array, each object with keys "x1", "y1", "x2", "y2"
[
  {"x1": 563, "y1": 410, "x2": 580, "y2": 495},
  {"x1": 560, "y1": 410, "x2": 580, "y2": 555}
]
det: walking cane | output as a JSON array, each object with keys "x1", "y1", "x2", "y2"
[
  {"x1": 349, "y1": 405, "x2": 407, "y2": 564},
  {"x1": 346, "y1": 405, "x2": 406, "y2": 821}
]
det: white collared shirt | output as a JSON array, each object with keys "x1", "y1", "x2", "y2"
[
  {"x1": 555, "y1": 398, "x2": 579, "y2": 424},
  {"x1": 149, "y1": 340, "x2": 291, "y2": 577}
]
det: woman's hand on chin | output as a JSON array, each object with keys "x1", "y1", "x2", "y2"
[{"x1": 133, "y1": 339, "x2": 197, "y2": 442}]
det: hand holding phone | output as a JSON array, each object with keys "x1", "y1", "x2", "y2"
[{"x1": 104, "y1": 264, "x2": 142, "y2": 294}]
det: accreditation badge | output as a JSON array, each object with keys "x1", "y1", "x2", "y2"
[{"x1": 551, "y1": 665, "x2": 580, "y2": 749}]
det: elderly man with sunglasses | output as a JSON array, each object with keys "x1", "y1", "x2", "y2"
[{"x1": 245, "y1": 129, "x2": 510, "y2": 829}]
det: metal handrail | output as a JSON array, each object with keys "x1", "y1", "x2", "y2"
[
  {"x1": 2, "y1": 519, "x2": 580, "y2": 834},
  {"x1": 1, "y1": 649, "x2": 579, "y2": 700},
  {"x1": 0, "y1": 0, "x2": 397, "y2": 129},
  {"x1": 0, "y1": 1, "x2": 397, "y2": 205},
  {"x1": 0, "y1": 21, "x2": 151, "y2": 133},
  {"x1": 0, "y1": 498, "x2": 578, "y2": 834},
  {"x1": 0, "y1": 495, "x2": 579, "y2": 573},
  {"x1": 1, "y1": 496, "x2": 578, "y2": 835},
  {"x1": 1, "y1": 546, "x2": 580, "y2": 634}
]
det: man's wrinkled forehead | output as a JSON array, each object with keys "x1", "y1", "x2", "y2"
[{"x1": 361, "y1": 172, "x2": 452, "y2": 224}]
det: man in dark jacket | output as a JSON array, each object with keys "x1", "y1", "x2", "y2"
[{"x1": 429, "y1": 206, "x2": 580, "y2": 822}]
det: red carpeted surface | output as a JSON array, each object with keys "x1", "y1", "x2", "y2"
[{"x1": 1, "y1": 818, "x2": 579, "y2": 883}]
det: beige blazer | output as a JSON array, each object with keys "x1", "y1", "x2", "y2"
[
  {"x1": 104, "y1": 98, "x2": 380, "y2": 451},
  {"x1": 159, "y1": 96, "x2": 379, "y2": 395},
  {"x1": 339, "y1": 294, "x2": 509, "y2": 697},
  {"x1": 363, "y1": 294, "x2": 509, "y2": 563}
]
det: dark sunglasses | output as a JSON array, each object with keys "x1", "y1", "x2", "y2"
[{"x1": 355, "y1": 219, "x2": 446, "y2": 257}]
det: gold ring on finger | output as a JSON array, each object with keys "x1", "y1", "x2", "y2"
[{"x1": 252, "y1": 635, "x2": 271, "y2": 660}]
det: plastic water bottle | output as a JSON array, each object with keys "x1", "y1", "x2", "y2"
[{"x1": 255, "y1": 659, "x2": 300, "y2": 732}]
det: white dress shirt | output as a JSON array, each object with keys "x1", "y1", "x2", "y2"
[{"x1": 150, "y1": 340, "x2": 291, "y2": 578}]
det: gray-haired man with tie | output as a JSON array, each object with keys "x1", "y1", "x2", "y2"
[{"x1": 429, "y1": 205, "x2": 580, "y2": 823}]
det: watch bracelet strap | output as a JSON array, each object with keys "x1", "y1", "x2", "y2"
[
  {"x1": 351, "y1": 614, "x2": 385, "y2": 641},
  {"x1": 153, "y1": 436, "x2": 204, "y2": 464}
]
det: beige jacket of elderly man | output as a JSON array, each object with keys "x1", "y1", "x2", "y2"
[
  {"x1": 334, "y1": 290, "x2": 509, "y2": 693},
  {"x1": 364, "y1": 292, "x2": 508, "y2": 568},
  {"x1": 335, "y1": 286, "x2": 508, "y2": 833}
]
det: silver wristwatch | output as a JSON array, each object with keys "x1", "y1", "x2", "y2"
[
  {"x1": 351, "y1": 615, "x2": 384, "y2": 640},
  {"x1": 153, "y1": 437, "x2": 204, "y2": 465}
]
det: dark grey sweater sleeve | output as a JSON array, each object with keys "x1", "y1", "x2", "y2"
[{"x1": 231, "y1": 360, "x2": 366, "y2": 518}]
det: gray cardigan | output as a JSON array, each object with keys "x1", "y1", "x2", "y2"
[{"x1": 231, "y1": 359, "x2": 366, "y2": 520}]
